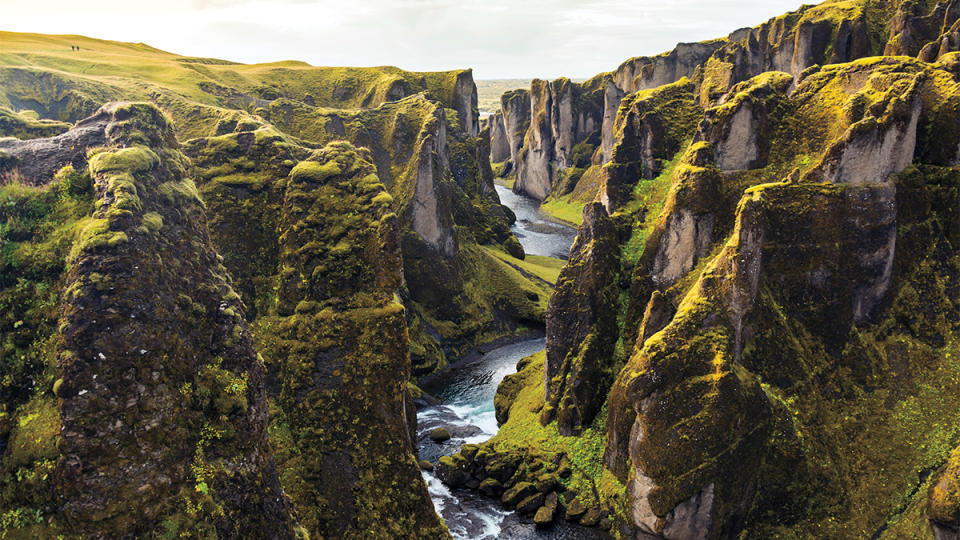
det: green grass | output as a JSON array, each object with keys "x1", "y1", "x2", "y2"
[
  {"x1": 617, "y1": 148, "x2": 684, "y2": 264},
  {"x1": 539, "y1": 163, "x2": 608, "y2": 227},
  {"x1": 540, "y1": 196, "x2": 586, "y2": 227},
  {"x1": 486, "y1": 351, "x2": 628, "y2": 513},
  {"x1": 482, "y1": 246, "x2": 566, "y2": 285},
  {"x1": 0, "y1": 30, "x2": 472, "y2": 141}
]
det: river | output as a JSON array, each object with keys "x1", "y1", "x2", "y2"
[
  {"x1": 415, "y1": 185, "x2": 609, "y2": 539},
  {"x1": 494, "y1": 185, "x2": 578, "y2": 260}
]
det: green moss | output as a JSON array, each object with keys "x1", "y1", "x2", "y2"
[
  {"x1": 158, "y1": 178, "x2": 204, "y2": 207},
  {"x1": 289, "y1": 160, "x2": 341, "y2": 183},
  {"x1": 480, "y1": 351, "x2": 628, "y2": 525},
  {"x1": 0, "y1": 106, "x2": 70, "y2": 140},
  {"x1": 141, "y1": 211, "x2": 163, "y2": 233},
  {"x1": 88, "y1": 146, "x2": 159, "y2": 174},
  {"x1": 5, "y1": 396, "x2": 59, "y2": 470},
  {"x1": 0, "y1": 172, "x2": 92, "y2": 457},
  {"x1": 540, "y1": 195, "x2": 587, "y2": 226},
  {"x1": 617, "y1": 147, "x2": 685, "y2": 265}
]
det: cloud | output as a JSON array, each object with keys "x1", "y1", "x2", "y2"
[{"x1": 4, "y1": 0, "x2": 804, "y2": 78}]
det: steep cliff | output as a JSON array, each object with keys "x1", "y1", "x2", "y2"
[
  {"x1": 474, "y1": 35, "x2": 960, "y2": 539},
  {"x1": 253, "y1": 141, "x2": 448, "y2": 538},
  {"x1": 489, "y1": 89, "x2": 531, "y2": 175},
  {"x1": 514, "y1": 78, "x2": 604, "y2": 200},
  {"x1": 0, "y1": 31, "x2": 548, "y2": 379},
  {"x1": 506, "y1": 0, "x2": 915, "y2": 211},
  {"x1": 542, "y1": 203, "x2": 620, "y2": 435},
  {"x1": 598, "y1": 78, "x2": 703, "y2": 211},
  {"x1": 0, "y1": 103, "x2": 299, "y2": 537},
  {"x1": 185, "y1": 94, "x2": 543, "y2": 376}
]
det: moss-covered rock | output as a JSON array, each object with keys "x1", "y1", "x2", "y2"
[
  {"x1": 0, "y1": 102, "x2": 300, "y2": 537},
  {"x1": 0, "y1": 107, "x2": 70, "y2": 140},
  {"x1": 599, "y1": 78, "x2": 702, "y2": 211},
  {"x1": 930, "y1": 447, "x2": 960, "y2": 535},
  {"x1": 255, "y1": 141, "x2": 447, "y2": 538},
  {"x1": 515, "y1": 78, "x2": 604, "y2": 201},
  {"x1": 542, "y1": 203, "x2": 620, "y2": 435}
]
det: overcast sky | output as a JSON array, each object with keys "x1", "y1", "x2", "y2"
[{"x1": 6, "y1": 0, "x2": 804, "y2": 79}]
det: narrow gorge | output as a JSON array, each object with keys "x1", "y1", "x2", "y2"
[{"x1": 1, "y1": 0, "x2": 960, "y2": 538}]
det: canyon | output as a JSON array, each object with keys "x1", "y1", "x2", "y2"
[{"x1": 1, "y1": 0, "x2": 960, "y2": 538}]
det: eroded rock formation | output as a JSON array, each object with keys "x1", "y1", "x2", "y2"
[
  {"x1": 542, "y1": 203, "x2": 620, "y2": 435},
  {"x1": 515, "y1": 79, "x2": 603, "y2": 200},
  {"x1": 1, "y1": 102, "x2": 299, "y2": 537}
]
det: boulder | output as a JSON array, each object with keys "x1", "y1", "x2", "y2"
[
  {"x1": 479, "y1": 478, "x2": 504, "y2": 498},
  {"x1": 580, "y1": 507, "x2": 604, "y2": 527},
  {"x1": 436, "y1": 455, "x2": 470, "y2": 488},
  {"x1": 504, "y1": 235, "x2": 525, "y2": 260},
  {"x1": 565, "y1": 498, "x2": 588, "y2": 521},
  {"x1": 502, "y1": 481, "x2": 538, "y2": 508},
  {"x1": 534, "y1": 505, "x2": 555, "y2": 527},
  {"x1": 429, "y1": 427, "x2": 451, "y2": 442},
  {"x1": 516, "y1": 492, "x2": 547, "y2": 515}
]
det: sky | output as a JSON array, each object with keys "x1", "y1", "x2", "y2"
[{"x1": 5, "y1": 0, "x2": 804, "y2": 79}]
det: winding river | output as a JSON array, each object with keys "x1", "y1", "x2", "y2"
[{"x1": 415, "y1": 184, "x2": 609, "y2": 539}]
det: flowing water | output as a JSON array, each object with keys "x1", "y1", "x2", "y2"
[
  {"x1": 415, "y1": 185, "x2": 610, "y2": 539},
  {"x1": 494, "y1": 185, "x2": 578, "y2": 259}
]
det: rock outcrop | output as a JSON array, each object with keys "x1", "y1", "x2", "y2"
[
  {"x1": 489, "y1": 110, "x2": 510, "y2": 163},
  {"x1": 0, "y1": 112, "x2": 112, "y2": 184},
  {"x1": 0, "y1": 102, "x2": 298, "y2": 537},
  {"x1": 515, "y1": 79, "x2": 603, "y2": 200},
  {"x1": 0, "y1": 106, "x2": 70, "y2": 141},
  {"x1": 930, "y1": 448, "x2": 960, "y2": 540},
  {"x1": 257, "y1": 141, "x2": 448, "y2": 538},
  {"x1": 488, "y1": 89, "x2": 531, "y2": 175},
  {"x1": 542, "y1": 203, "x2": 620, "y2": 435},
  {"x1": 886, "y1": 0, "x2": 960, "y2": 57},
  {"x1": 804, "y1": 71, "x2": 924, "y2": 185},
  {"x1": 606, "y1": 180, "x2": 900, "y2": 538},
  {"x1": 508, "y1": 0, "x2": 885, "y2": 205},
  {"x1": 919, "y1": 18, "x2": 960, "y2": 61},
  {"x1": 484, "y1": 31, "x2": 960, "y2": 538},
  {"x1": 501, "y1": 89, "x2": 531, "y2": 167},
  {"x1": 452, "y1": 69, "x2": 480, "y2": 137},
  {"x1": 408, "y1": 106, "x2": 457, "y2": 257},
  {"x1": 695, "y1": 72, "x2": 794, "y2": 172},
  {"x1": 599, "y1": 79, "x2": 702, "y2": 211},
  {"x1": 614, "y1": 40, "x2": 727, "y2": 94},
  {"x1": 711, "y1": 2, "x2": 871, "y2": 92}
]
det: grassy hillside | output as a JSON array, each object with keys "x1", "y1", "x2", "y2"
[{"x1": 0, "y1": 31, "x2": 473, "y2": 140}]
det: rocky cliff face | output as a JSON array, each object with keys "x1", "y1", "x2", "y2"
[
  {"x1": 453, "y1": 69, "x2": 481, "y2": 138},
  {"x1": 614, "y1": 41, "x2": 727, "y2": 94},
  {"x1": 542, "y1": 203, "x2": 620, "y2": 435},
  {"x1": 0, "y1": 103, "x2": 299, "y2": 537},
  {"x1": 887, "y1": 0, "x2": 960, "y2": 57},
  {"x1": 514, "y1": 78, "x2": 603, "y2": 200},
  {"x1": 599, "y1": 79, "x2": 702, "y2": 211},
  {"x1": 488, "y1": 88, "x2": 532, "y2": 174},
  {"x1": 186, "y1": 90, "x2": 534, "y2": 375},
  {"x1": 507, "y1": 0, "x2": 889, "y2": 207},
  {"x1": 489, "y1": 110, "x2": 510, "y2": 163},
  {"x1": 502, "y1": 89, "x2": 531, "y2": 167},
  {"x1": 255, "y1": 142, "x2": 447, "y2": 538},
  {"x1": 607, "y1": 180, "x2": 900, "y2": 538},
  {"x1": 481, "y1": 17, "x2": 960, "y2": 536}
]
